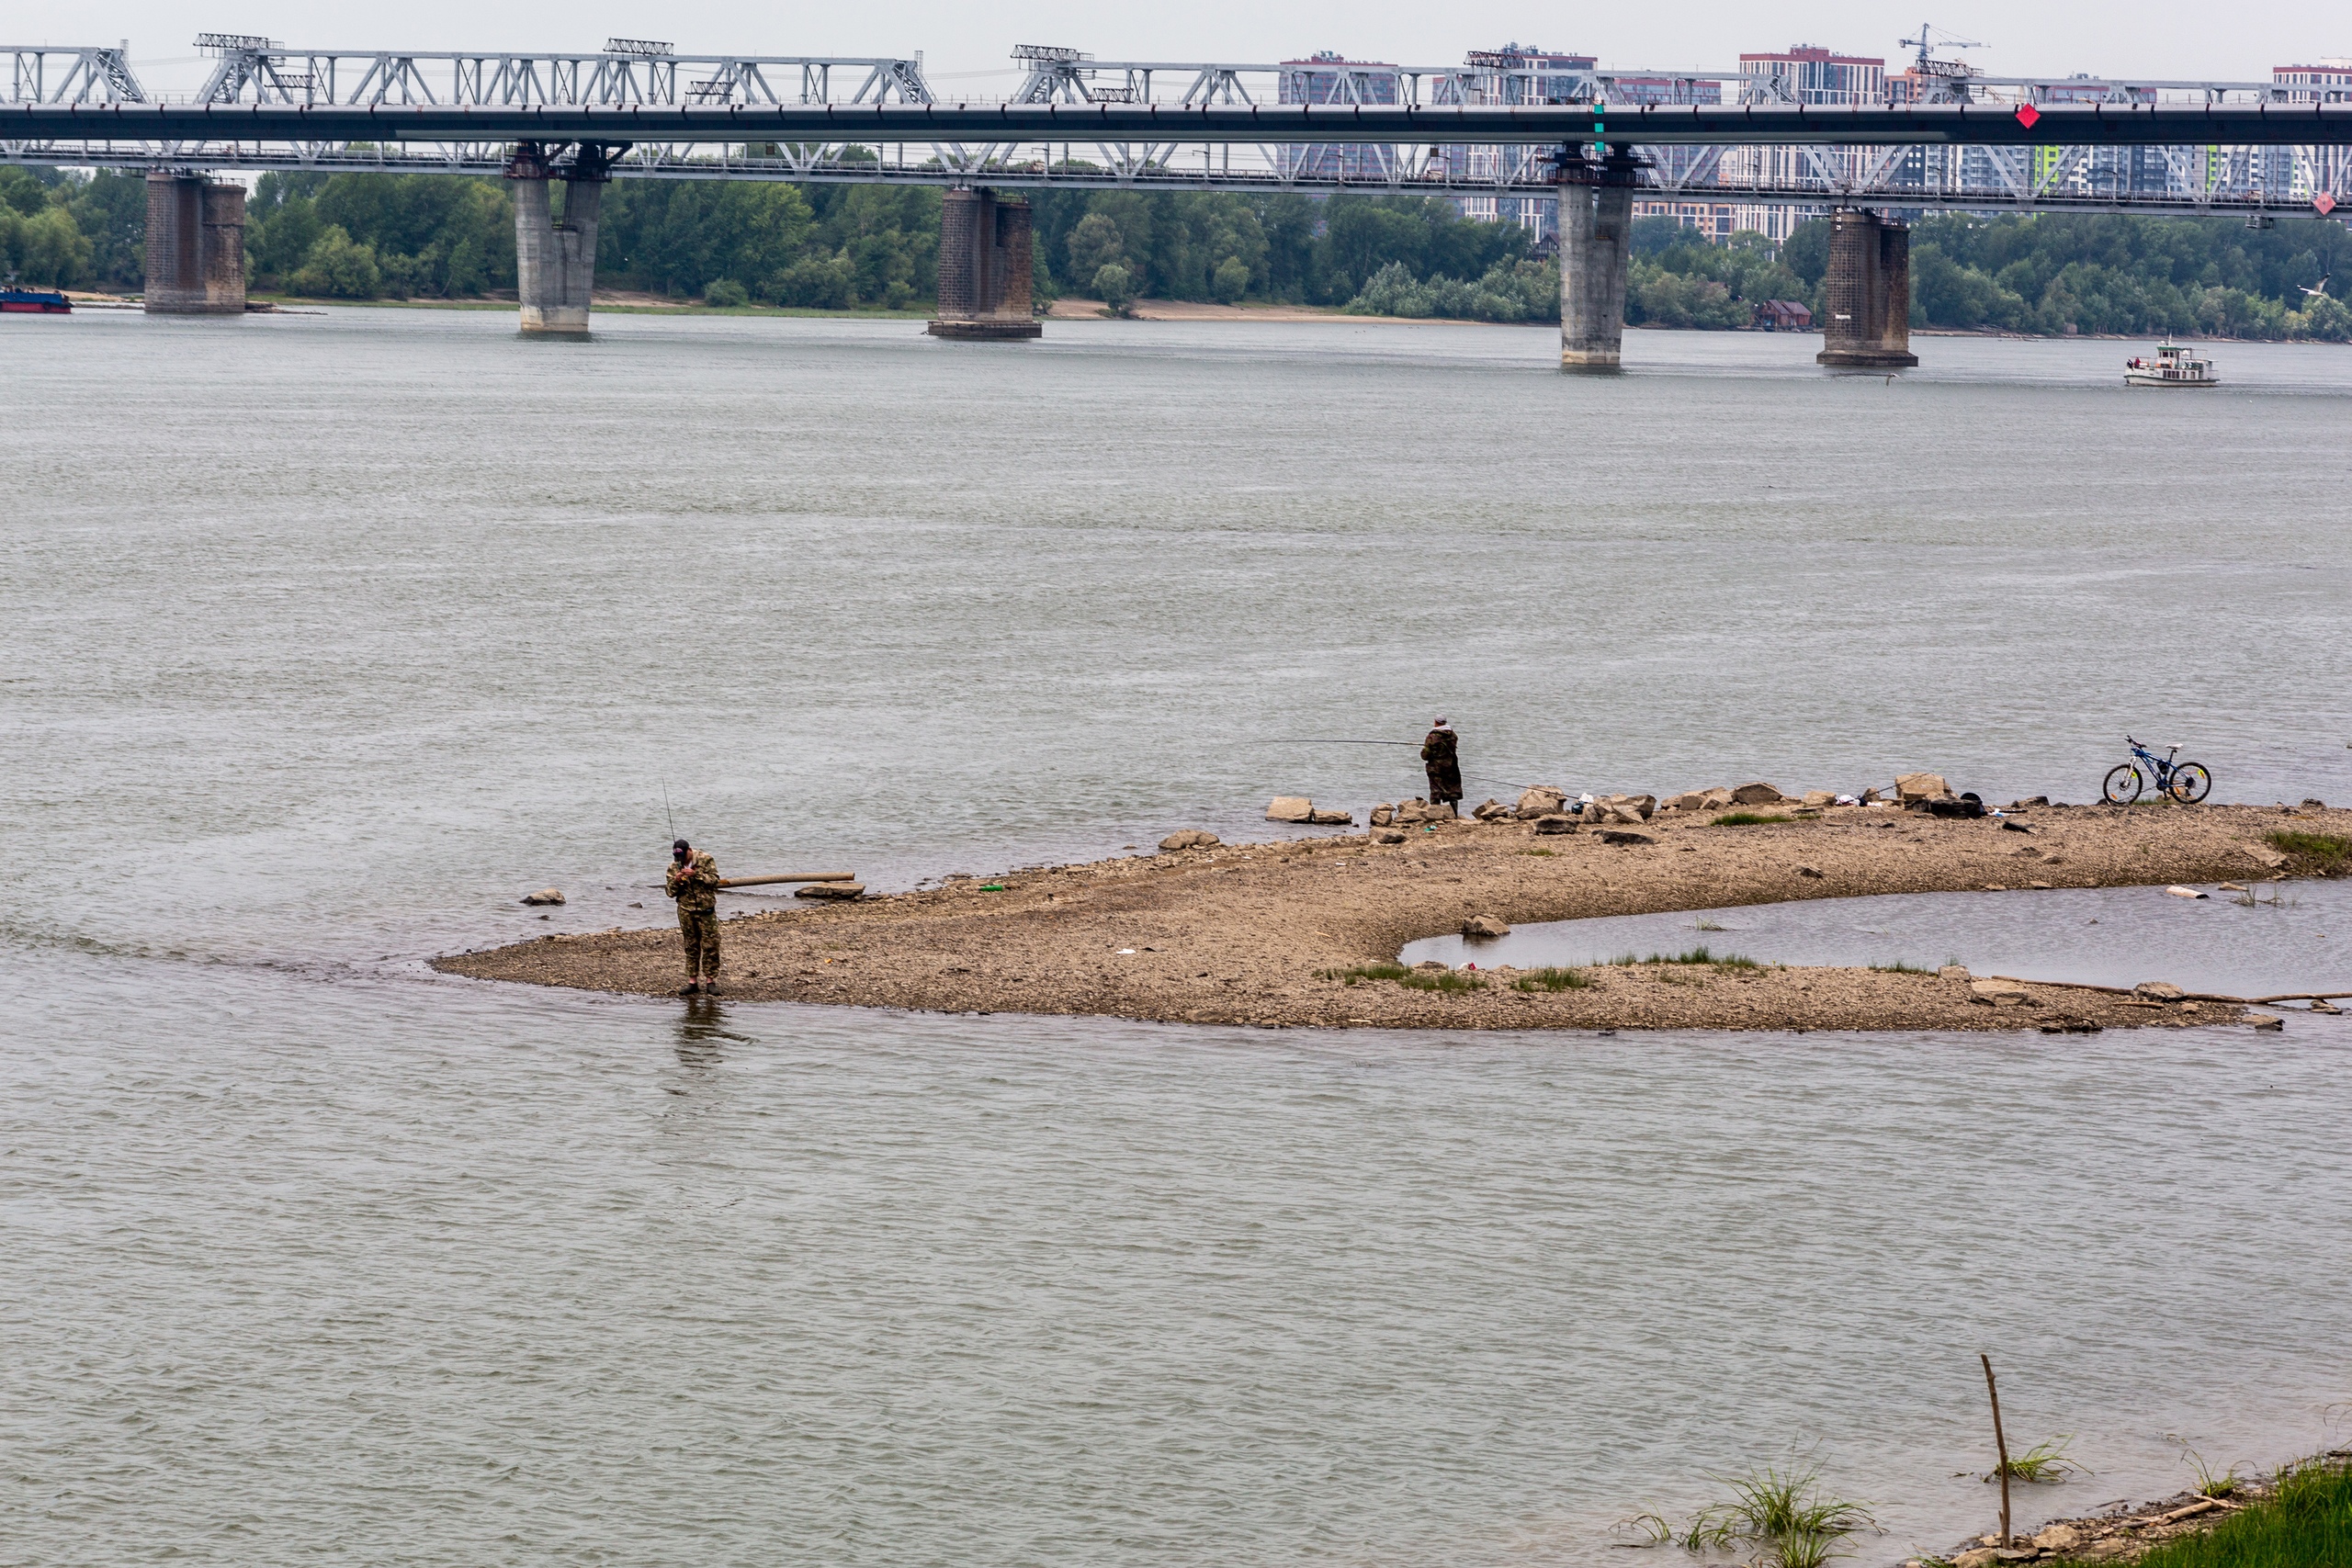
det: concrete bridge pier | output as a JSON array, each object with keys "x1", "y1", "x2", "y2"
[
  {"x1": 1557, "y1": 146, "x2": 1640, "y2": 372},
  {"x1": 929, "y1": 187, "x2": 1041, "y2": 340},
  {"x1": 507, "y1": 141, "x2": 615, "y2": 337},
  {"x1": 143, "y1": 172, "x2": 246, "y2": 314},
  {"x1": 1816, "y1": 209, "x2": 1918, "y2": 368}
]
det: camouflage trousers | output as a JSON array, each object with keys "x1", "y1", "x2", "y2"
[{"x1": 677, "y1": 906, "x2": 721, "y2": 979}]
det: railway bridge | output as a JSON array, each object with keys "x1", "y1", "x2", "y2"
[{"x1": 9, "y1": 36, "x2": 2352, "y2": 367}]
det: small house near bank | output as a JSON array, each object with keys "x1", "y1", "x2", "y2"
[{"x1": 1753, "y1": 299, "x2": 1814, "y2": 331}]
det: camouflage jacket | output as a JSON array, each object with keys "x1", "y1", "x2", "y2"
[{"x1": 665, "y1": 851, "x2": 720, "y2": 913}]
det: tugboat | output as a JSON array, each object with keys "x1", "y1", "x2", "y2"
[
  {"x1": 1, "y1": 285, "x2": 73, "y2": 313},
  {"x1": 2124, "y1": 341, "x2": 2218, "y2": 387}
]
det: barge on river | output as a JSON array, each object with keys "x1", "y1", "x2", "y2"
[{"x1": 1, "y1": 287, "x2": 72, "y2": 313}]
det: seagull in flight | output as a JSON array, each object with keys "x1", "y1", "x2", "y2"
[{"x1": 2301, "y1": 273, "x2": 2333, "y2": 299}]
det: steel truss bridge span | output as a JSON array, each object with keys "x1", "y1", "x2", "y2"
[
  {"x1": 3, "y1": 139, "x2": 2342, "y2": 220},
  {"x1": 9, "y1": 99, "x2": 2352, "y2": 148}
]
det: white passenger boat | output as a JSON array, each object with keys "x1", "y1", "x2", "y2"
[{"x1": 2124, "y1": 341, "x2": 2219, "y2": 387}]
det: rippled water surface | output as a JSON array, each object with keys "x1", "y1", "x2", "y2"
[{"x1": 6, "y1": 309, "x2": 2352, "y2": 1564}]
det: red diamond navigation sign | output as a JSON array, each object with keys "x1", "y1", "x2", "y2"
[
  {"x1": 2316, "y1": 193, "x2": 2339, "y2": 216},
  {"x1": 2014, "y1": 104, "x2": 2041, "y2": 130}
]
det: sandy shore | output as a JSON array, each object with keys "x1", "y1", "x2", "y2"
[{"x1": 433, "y1": 800, "x2": 2346, "y2": 1031}]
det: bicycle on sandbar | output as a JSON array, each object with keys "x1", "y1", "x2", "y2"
[{"x1": 2103, "y1": 736, "x2": 2211, "y2": 805}]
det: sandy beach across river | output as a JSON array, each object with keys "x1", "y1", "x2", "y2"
[{"x1": 435, "y1": 801, "x2": 2346, "y2": 1032}]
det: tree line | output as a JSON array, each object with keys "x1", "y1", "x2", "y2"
[{"x1": 6, "y1": 160, "x2": 2346, "y2": 340}]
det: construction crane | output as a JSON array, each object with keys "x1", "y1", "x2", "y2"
[{"x1": 1901, "y1": 22, "x2": 1984, "y2": 74}]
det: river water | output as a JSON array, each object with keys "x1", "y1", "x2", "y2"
[{"x1": 6, "y1": 309, "x2": 2351, "y2": 1564}]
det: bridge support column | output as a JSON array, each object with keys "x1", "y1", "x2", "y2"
[
  {"x1": 1558, "y1": 147, "x2": 1639, "y2": 372},
  {"x1": 929, "y1": 187, "x2": 1041, "y2": 340},
  {"x1": 143, "y1": 172, "x2": 246, "y2": 315},
  {"x1": 507, "y1": 142, "x2": 612, "y2": 338},
  {"x1": 1816, "y1": 209, "x2": 1917, "y2": 368}
]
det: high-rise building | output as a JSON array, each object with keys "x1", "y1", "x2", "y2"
[{"x1": 1736, "y1": 45, "x2": 1885, "y2": 104}]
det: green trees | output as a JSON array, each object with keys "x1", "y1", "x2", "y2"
[
  {"x1": 1343, "y1": 258, "x2": 1556, "y2": 321},
  {"x1": 244, "y1": 171, "x2": 515, "y2": 298},
  {"x1": 1, "y1": 167, "x2": 101, "y2": 288},
  {"x1": 1600, "y1": 211, "x2": 2352, "y2": 339},
  {"x1": 1899, "y1": 212, "x2": 2349, "y2": 338},
  {"x1": 596, "y1": 179, "x2": 817, "y2": 299},
  {"x1": 1625, "y1": 223, "x2": 1808, "y2": 328}
]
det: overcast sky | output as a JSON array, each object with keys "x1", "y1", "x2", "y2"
[{"x1": 24, "y1": 0, "x2": 2345, "y2": 95}]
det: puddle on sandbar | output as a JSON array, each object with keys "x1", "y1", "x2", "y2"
[{"x1": 1401, "y1": 880, "x2": 2352, "y2": 999}]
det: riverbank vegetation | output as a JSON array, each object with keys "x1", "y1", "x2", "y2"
[
  {"x1": 2132, "y1": 1456, "x2": 2352, "y2": 1568},
  {"x1": 7, "y1": 160, "x2": 2346, "y2": 339}
]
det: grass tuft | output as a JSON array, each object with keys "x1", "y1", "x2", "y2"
[
  {"x1": 1694, "y1": 918, "x2": 1730, "y2": 931},
  {"x1": 1713, "y1": 811, "x2": 1792, "y2": 826},
  {"x1": 1317, "y1": 964, "x2": 1408, "y2": 987},
  {"x1": 1983, "y1": 1435, "x2": 2088, "y2": 1483},
  {"x1": 2183, "y1": 1446, "x2": 2247, "y2": 1499},
  {"x1": 1315, "y1": 963, "x2": 1484, "y2": 993},
  {"x1": 1611, "y1": 945, "x2": 1762, "y2": 970},
  {"x1": 1647, "y1": 1464, "x2": 1877, "y2": 1567},
  {"x1": 2267, "y1": 829, "x2": 2350, "y2": 874},
  {"x1": 1871, "y1": 959, "x2": 1934, "y2": 975},
  {"x1": 2134, "y1": 1456, "x2": 2352, "y2": 1568},
  {"x1": 1512, "y1": 966, "x2": 1593, "y2": 992}
]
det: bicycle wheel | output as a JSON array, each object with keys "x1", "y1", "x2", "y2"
[
  {"x1": 2168, "y1": 762, "x2": 2212, "y2": 804},
  {"x1": 2104, "y1": 764, "x2": 2144, "y2": 805}
]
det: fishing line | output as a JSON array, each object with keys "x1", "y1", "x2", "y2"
[{"x1": 1253, "y1": 739, "x2": 1551, "y2": 795}]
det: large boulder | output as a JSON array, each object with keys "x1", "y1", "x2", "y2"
[
  {"x1": 1970, "y1": 978, "x2": 2031, "y2": 1006},
  {"x1": 1368, "y1": 805, "x2": 1396, "y2": 827},
  {"x1": 1471, "y1": 797, "x2": 1510, "y2": 821},
  {"x1": 1265, "y1": 796, "x2": 1314, "y2": 823},
  {"x1": 2133, "y1": 980, "x2": 2186, "y2": 1002},
  {"x1": 521, "y1": 887, "x2": 565, "y2": 906},
  {"x1": 1801, "y1": 790, "x2": 1835, "y2": 807},
  {"x1": 1532, "y1": 815, "x2": 1578, "y2": 836},
  {"x1": 1597, "y1": 829, "x2": 1656, "y2": 846},
  {"x1": 1307, "y1": 807, "x2": 1354, "y2": 825},
  {"x1": 1159, "y1": 829, "x2": 1219, "y2": 852},
  {"x1": 796, "y1": 882, "x2": 865, "y2": 899},
  {"x1": 1596, "y1": 793, "x2": 1657, "y2": 822},
  {"x1": 1730, "y1": 783, "x2": 1783, "y2": 806},
  {"x1": 1463, "y1": 914, "x2": 1510, "y2": 939},
  {"x1": 1894, "y1": 771, "x2": 1949, "y2": 804},
  {"x1": 1514, "y1": 785, "x2": 1566, "y2": 819}
]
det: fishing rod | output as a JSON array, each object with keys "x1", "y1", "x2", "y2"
[
  {"x1": 1256, "y1": 739, "x2": 1548, "y2": 795},
  {"x1": 662, "y1": 779, "x2": 676, "y2": 842}
]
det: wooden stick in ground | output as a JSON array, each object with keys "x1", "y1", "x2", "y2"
[
  {"x1": 1982, "y1": 1352, "x2": 2012, "y2": 1547},
  {"x1": 715, "y1": 873, "x2": 857, "y2": 888}
]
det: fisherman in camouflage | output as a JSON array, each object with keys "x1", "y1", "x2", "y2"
[
  {"x1": 664, "y1": 838, "x2": 722, "y2": 994},
  {"x1": 1421, "y1": 716, "x2": 1464, "y2": 817}
]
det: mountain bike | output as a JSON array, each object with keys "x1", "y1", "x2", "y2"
[{"x1": 2103, "y1": 736, "x2": 2211, "y2": 805}]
